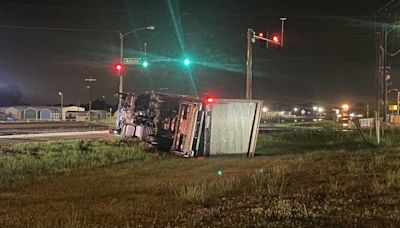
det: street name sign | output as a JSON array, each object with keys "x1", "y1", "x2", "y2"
[{"x1": 123, "y1": 58, "x2": 141, "y2": 65}]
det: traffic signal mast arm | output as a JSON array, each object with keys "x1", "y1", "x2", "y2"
[
  {"x1": 253, "y1": 34, "x2": 281, "y2": 46},
  {"x1": 252, "y1": 17, "x2": 286, "y2": 47},
  {"x1": 246, "y1": 18, "x2": 286, "y2": 100}
]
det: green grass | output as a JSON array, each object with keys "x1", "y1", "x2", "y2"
[
  {"x1": 256, "y1": 130, "x2": 376, "y2": 155},
  {"x1": 274, "y1": 120, "x2": 341, "y2": 130},
  {"x1": 93, "y1": 116, "x2": 116, "y2": 127},
  {"x1": 1, "y1": 130, "x2": 400, "y2": 226},
  {"x1": 0, "y1": 138, "x2": 149, "y2": 188}
]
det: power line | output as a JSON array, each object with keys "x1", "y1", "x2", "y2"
[
  {"x1": 0, "y1": 24, "x2": 119, "y2": 33},
  {"x1": 0, "y1": 3, "x2": 385, "y2": 19},
  {"x1": 0, "y1": 3, "x2": 129, "y2": 13}
]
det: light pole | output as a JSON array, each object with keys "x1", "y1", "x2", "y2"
[
  {"x1": 118, "y1": 26, "x2": 155, "y2": 110},
  {"x1": 58, "y1": 91, "x2": 63, "y2": 121},
  {"x1": 85, "y1": 77, "x2": 96, "y2": 121},
  {"x1": 246, "y1": 18, "x2": 286, "y2": 99},
  {"x1": 102, "y1": 95, "x2": 106, "y2": 111}
]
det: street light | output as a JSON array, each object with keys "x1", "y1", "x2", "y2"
[
  {"x1": 58, "y1": 92, "x2": 63, "y2": 121},
  {"x1": 118, "y1": 26, "x2": 155, "y2": 116},
  {"x1": 102, "y1": 95, "x2": 106, "y2": 111},
  {"x1": 85, "y1": 77, "x2": 96, "y2": 121},
  {"x1": 262, "y1": 106, "x2": 268, "y2": 112}
]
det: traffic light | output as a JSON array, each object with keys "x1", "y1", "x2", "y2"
[
  {"x1": 272, "y1": 35, "x2": 280, "y2": 45},
  {"x1": 183, "y1": 58, "x2": 190, "y2": 66},
  {"x1": 204, "y1": 96, "x2": 216, "y2": 104},
  {"x1": 257, "y1": 31, "x2": 268, "y2": 48},
  {"x1": 142, "y1": 61, "x2": 149, "y2": 68},
  {"x1": 114, "y1": 64, "x2": 123, "y2": 74}
]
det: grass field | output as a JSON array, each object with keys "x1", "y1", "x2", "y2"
[{"x1": 0, "y1": 129, "x2": 400, "y2": 227}]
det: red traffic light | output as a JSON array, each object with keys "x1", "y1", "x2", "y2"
[
  {"x1": 258, "y1": 32, "x2": 264, "y2": 37},
  {"x1": 272, "y1": 35, "x2": 280, "y2": 44},
  {"x1": 205, "y1": 97, "x2": 215, "y2": 104},
  {"x1": 114, "y1": 64, "x2": 123, "y2": 73}
]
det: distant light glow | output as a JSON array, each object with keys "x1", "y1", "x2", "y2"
[
  {"x1": 142, "y1": 61, "x2": 149, "y2": 68},
  {"x1": 262, "y1": 107, "x2": 268, "y2": 112},
  {"x1": 342, "y1": 104, "x2": 349, "y2": 111},
  {"x1": 313, "y1": 106, "x2": 318, "y2": 111},
  {"x1": 318, "y1": 107, "x2": 324, "y2": 113},
  {"x1": 258, "y1": 32, "x2": 264, "y2": 37},
  {"x1": 184, "y1": 58, "x2": 190, "y2": 66},
  {"x1": 293, "y1": 107, "x2": 298, "y2": 112}
]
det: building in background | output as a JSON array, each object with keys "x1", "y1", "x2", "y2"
[
  {"x1": 3, "y1": 106, "x2": 29, "y2": 120},
  {"x1": 62, "y1": 106, "x2": 85, "y2": 121},
  {"x1": 0, "y1": 105, "x2": 111, "y2": 122}
]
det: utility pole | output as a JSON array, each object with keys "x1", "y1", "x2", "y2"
[
  {"x1": 85, "y1": 77, "x2": 96, "y2": 121},
  {"x1": 246, "y1": 18, "x2": 286, "y2": 100},
  {"x1": 58, "y1": 92, "x2": 63, "y2": 121},
  {"x1": 102, "y1": 95, "x2": 106, "y2": 111}
]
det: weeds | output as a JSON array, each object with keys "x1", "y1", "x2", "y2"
[
  {"x1": 250, "y1": 165, "x2": 287, "y2": 196},
  {"x1": 256, "y1": 130, "x2": 373, "y2": 155},
  {"x1": 176, "y1": 182, "x2": 207, "y2": 204},
  {"x1": 327, "y1": 175, "x2": 341, "y2": 193},
  {"x1": 176, "y1": 178, "x2": 239, "y2": 204},
  {"x1": 0, "y1": 138, "x2": 149, "y2": 188},
  {"x1": 346, "y1": 160, "x2": 364, "y2": 174}
]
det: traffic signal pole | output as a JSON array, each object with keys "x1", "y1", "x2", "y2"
[
  {"x1": 115, "y1": 26, "x2": 155, "y2": 129},
  {"x1": 119, "y1": 32, "x2": 124, "y2": 111},
  {"x1": 246, "y1": 18, "x2": 286, "y2": 100},
  {"x1": 246, "y1": 29, "x2": 254, "y2": 100}
]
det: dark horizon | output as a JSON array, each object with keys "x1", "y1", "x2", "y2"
[{"x1": 0, "y1": 0, "x2": 396, "y2": 108}]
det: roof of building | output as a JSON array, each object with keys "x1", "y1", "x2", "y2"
[
  {"x1": 4, "y1": 106, "x2": 31, "y2": 111},
  {"x1": 90, "y1": 110, "x2": 110, "y2": 113},
  {"x1": 2, "y1": 106, "x2": 84, "y2": 112}
]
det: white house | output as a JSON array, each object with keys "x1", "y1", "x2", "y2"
[
  {"x1": 4, "y1": 106, "x2": 30, "y2": 120},
  {"x1": 62, "y1": 106, "x2": 85, "y2": 121}
]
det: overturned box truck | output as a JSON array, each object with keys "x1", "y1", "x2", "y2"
[{"x1": 118, "y1": 92, "x2": 262, "y2": 157}]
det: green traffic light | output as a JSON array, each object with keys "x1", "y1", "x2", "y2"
[
  {"x1": 184, "y1": 58, "x2": 190, "y2": 66},
  {"x1": 142, "y1": 61, "x2": 149, "y2": 68}
]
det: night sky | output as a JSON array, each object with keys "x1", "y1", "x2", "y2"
[{"x1": 0, "y1": 0, "x2": 394, "y2": 108}]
